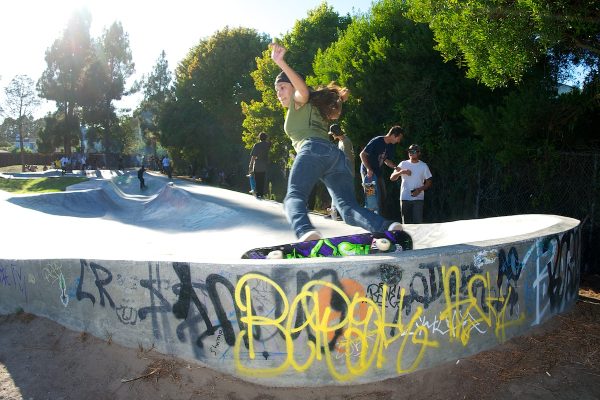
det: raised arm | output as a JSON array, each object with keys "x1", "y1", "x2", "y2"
[{"x1": 270, "y1": 43, "x2": 310, "y2": 105}]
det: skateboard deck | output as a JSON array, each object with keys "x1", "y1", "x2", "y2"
[
  {"x1": 364, "y1": 181, "x2": 378, "y2": 212},
  {"x1": 241, "y1": 230, "x2": 412, "y2": 259}
]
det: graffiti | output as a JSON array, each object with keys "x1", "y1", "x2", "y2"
[
  {"x1": 0, "y1": 223, "x2": 579, "y2": 385},
  {"x1": 43, "y1": 262, "x2": 68, "y2": 306},
  {"x1": 116, "y1": 305, "x2": 138, "y2": 325},
  {"x1": 532, "y1": 230, "x2": 580, "y2": 325},
  {"x1": 496, "y1": 247, "x2": 525, "y2": 317},
  {"x1": 1, "y1": 264, "x2": 29, "y2": 302},
  {"x1": 209, "y1": 328, "x2": 224, "y2": 355},
  {"x1": 0, "y1": 265, "x2": 9, "y2": 287},
  {"x1": 139, "y1": 262, "x2": 247, "y2": 357},
  {"x1": 233, "y1": 273, "x2": 440, "y2": 380},
  {"x1": 285, "y1": 238, "x2": 372, "y2": 258},
  {"x1": 474, "y1": 250, "x2": 497, "y2": 268},
  {"x1": 366, "y1": 283, "x2": 404, "y2": 309},
  {"x1": 76, "y1": 260, "x2": 115, "y2": 308},
  {"x1": 43, "y1": 263, "x2": 63, "y2": 284},
  {"x1": 440, "y1": 265, "x2": 525, "y2": 345}
]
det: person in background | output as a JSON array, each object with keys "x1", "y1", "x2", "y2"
[
  {"x1": 329, "y1": 124, "x2": 355, "y2": 177},
  {"x1": 270, "y1": 41, "x2": 403, "y2": 241},
  {"x1": 162, "y1": 155, "x2": 172, "y2": 179},
  {"x1": 326, "y1": 123, "x2": 355, "y2": 219},
  {"x1": 60, "y1": 155, "x2": 69, "y2": 175},
  {"x1": 390, "y1": 144, "x2": 432, "y2": 224},
  {"x1": 249, "y1": 132, "x2": 271, "y2": 199},
  {"x1": 359, "y1": 126, "x2": 404, "y2": 215},
  {"x1": 137, "y1": 165, "x2": 147, "y2": 190}
]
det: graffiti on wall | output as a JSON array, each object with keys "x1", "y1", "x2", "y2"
[{"x1": 1, "y1": 227, "x2": 580, "y2": 383}]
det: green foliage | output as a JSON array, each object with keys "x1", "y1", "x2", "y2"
[
  {"x1": 405, "y1": 0, "x2": 600, "y2": 88},
  {"x1": 159, "y1": 27, "x2": 270, "y2": 173},
  {"x1": 38, "y1": 10, "x2": 135, "y2": 154},
  {"x1": 37, "y1": 9, "x2": 92, "y2": 153},
  {"x1": 37, "y1": 114, "x2": 79, "y2": 154},
  {"x1": 136, "y1": 50, "x2": 173, "y2": 157},
  {"x1": 313, "y1": 0, "x2": 493, "y2": 156}
]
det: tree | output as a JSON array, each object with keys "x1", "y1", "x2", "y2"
[
  {"x1": 404, "y1": 0, "x2": 600, "y2": 88},
  {"x1": 3, "y1": 75, "x2": 40, "y2": 170},
  {"x1": 79, "y1": 21, "x2": 135, "y2": 153},
  {"x1": 37, "y1": 9, "x2": 93, "y2": 154},
  {"x1": 135, "y1": 50, "x2": 172, "y2": 160},
  {"x1": 159, "y1": 27, "x2": 269, "y2": 177}
]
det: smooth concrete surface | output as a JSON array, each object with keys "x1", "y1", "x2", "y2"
[{"x1": 0, "y1": 170, "x2": 582, "y2": 386}]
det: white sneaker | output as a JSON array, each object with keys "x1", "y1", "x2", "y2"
[
  {"x1": 299, "y1": 230, "x2": 322, "y2": 242},
  {"x1": 388, "y1": 222, "x2": 403, "y2": 231}
]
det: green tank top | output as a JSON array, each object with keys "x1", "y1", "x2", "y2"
[{"x1": 284, "y1": 98, "x2": 330, "y2": 152}]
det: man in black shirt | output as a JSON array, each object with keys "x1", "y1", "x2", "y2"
[{"x1": 249, "y1": 132, "x2": 271, "y2": 199}]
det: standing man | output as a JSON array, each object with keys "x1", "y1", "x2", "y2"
[
  {"x1": 162, "y1": 155, "x2": 172, "y2": 179},
  {"x1": 60, "y1": 155, "x2": 69, "y2": 175},
  {"x1": 249, "y1": 132, "x2": 270, "y2": 199},
  {"x1": 359, "y1": 125, "x2": 404, "y2": 215},
  {"x1": 329, "y1": 124, "x2": 355, "y2": 177},
  {"x1": 390, "y1": 144, "x2": 432, "y2": 223},
  {"x1": 327, "y1": 124, "x2": 355, "y2": 219}
]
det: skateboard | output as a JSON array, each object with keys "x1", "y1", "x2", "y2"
[
  {"x1": 363, "y1": 180, "x2": 378, "y2": 213},
  {"x1": 241, "y1": 230, "x2": 412, "y2": 259}
]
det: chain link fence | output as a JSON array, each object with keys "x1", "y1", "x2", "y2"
[{"x1": 422, "y1": 150, "x2": 599, "y2": 275}]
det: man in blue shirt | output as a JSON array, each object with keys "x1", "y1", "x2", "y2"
[{"x1": 359, "y1": 126, "x2": 404, "y2": 215}]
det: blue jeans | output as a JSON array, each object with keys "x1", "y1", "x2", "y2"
[{"x1": 284, "y1": 138, "x2": 392, "y2": 238}]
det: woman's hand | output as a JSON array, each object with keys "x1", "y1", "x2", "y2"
[{"x1": 270, "y1": 42, "x2": 286, "y2": 65}]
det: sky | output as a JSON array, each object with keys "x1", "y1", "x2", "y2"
[{"x1": 0, "y1": 0, "x2": 374, "y2": 118}]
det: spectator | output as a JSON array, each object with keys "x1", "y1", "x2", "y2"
[
  {"x1": 390, "y1": 144, "x2": 432, "y2": 223},
  {"x1": 162, "y1": 155, "x2": 172, "y2": 179},
  {"x1": 359, "y1": 126, "x2": 404, "y2": 216},
  {"x1": 249, "y1": 132, "x2": 271, "y2": 199}
]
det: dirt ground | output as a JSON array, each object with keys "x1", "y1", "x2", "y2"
[{"x1": 1, "y1": 277, "x2": 599, "y2": 400}]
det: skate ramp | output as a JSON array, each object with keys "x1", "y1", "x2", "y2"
[{"x1": 0, "y1": 170, "x2": 582, "y2": 386}]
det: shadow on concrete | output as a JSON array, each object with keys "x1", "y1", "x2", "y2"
[{"x1": 6, "y1": 170, "x2": 290, "y2": 234}]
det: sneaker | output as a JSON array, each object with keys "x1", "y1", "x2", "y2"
[
  {"x1": 299, "y1": 230, "x2": 322, "y2": 242},
  {"x1": 388, "y1": 222, "x2": 403, "y2": 231}
]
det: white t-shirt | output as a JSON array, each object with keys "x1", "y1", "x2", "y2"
[{"x1": 398, "y1": 160, "x2": 432, "y2": 201}]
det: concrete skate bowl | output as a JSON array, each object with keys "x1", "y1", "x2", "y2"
[{"x1": 0, "y1": 171, "x2": 582, "y2": 387}]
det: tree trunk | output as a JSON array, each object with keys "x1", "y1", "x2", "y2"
[{"x1": 19, "y1": 121, "x2": 25, "y2": 172}]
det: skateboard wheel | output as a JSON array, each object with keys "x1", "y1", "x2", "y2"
[
  {"x1": 266, "y1": 250, "x2": 284, "y2": 259},
  {"x1": 374, "y1": 238, "x2": 391, "y2": 251}
]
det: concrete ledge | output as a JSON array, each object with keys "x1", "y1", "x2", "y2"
[{"x1": 0, "y1": 214, "x2": 581, "y2": 386}]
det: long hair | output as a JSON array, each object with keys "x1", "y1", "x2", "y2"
[{"x1": 309, "y1": 82, "x2": 347, "y2": 121}]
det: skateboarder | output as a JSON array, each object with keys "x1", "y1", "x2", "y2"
[
  {"x1": 137, "y1": 165, "x2": 147, "y2": 190},
  {"x1": 270, "y1": 42, "x2": 402, "y2": 241}
]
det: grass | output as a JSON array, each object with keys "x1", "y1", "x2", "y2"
[
  {"x1": 0, "y1": 164, "x2": 46, "y2": 173},
  {"x1": 0, "y1": 165, "x2": 88, "y2": 193},
  {"x1": 0, "y1": 177, "x2": 89, "y2": 193}
]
